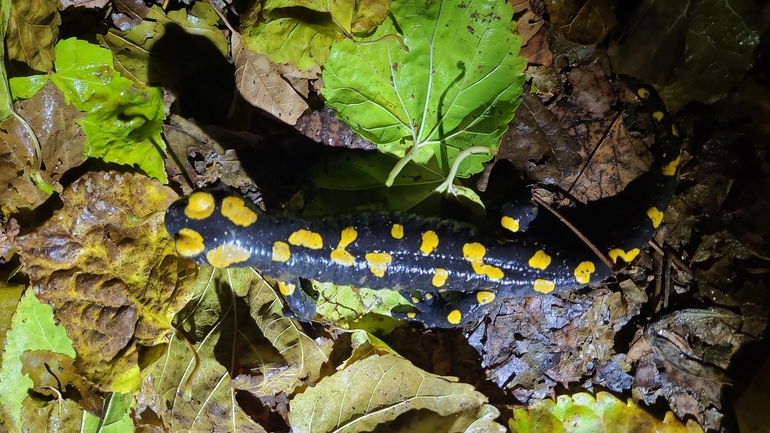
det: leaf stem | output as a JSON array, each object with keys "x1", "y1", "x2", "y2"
[
  {"x1": 434, "y1": 146, "x2": 493, "y2": 195},
  {"x1": 386, "y1": 142, "x2": 426, "y2": 186}
]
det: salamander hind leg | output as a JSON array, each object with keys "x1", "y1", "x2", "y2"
[
  {"x1": 278, "y1": 278, "x2": 318, "y2": 322},
  {"x1": 392, "y1": 290, "x2": 496, "y2": 328}
]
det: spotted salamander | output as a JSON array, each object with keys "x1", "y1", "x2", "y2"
[{"x1": 164, "y1": 77, "x2": 681, "y2": 328}]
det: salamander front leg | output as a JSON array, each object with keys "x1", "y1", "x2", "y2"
[{"x1": 278, "y1": 278, "x2": 317, "y2": 322}]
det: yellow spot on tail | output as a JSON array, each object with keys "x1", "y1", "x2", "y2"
[
  {"x1": 175, "y1": 228, "x2": 205, "y2": 257},
  {"x1": 391, "y1": 224, "x2": 404, "y2": 239},
  {"x1": 365, "y1": 252, "x2": 392, "y2": 277},
  {"x1": 420, "y1": 230, "x2": 439, "y2": 255},
  {"x1": 407, "y1": 312, "x2": 417, "y2": 319},
  {"x1": 462, "y1": 243, "x2": 505, "y2": 281},
  {"x1": 501, "y1": 216, "x2": 520, "y2": 232},
  {"x1": 574, "y1": 261, "x2": 596, "y2": 285},
  {"x1": 528, "y1": 250, "x2": 552, "y2": 270},
  {"x1": 272, "y1": 241, "x2": 290, "y2": 263},
  {"x1": 185, "y1": 191, "x2": 215, "y2": 220},
  {"x1": 647, "y1": 207, "x2": 664, "y2": 228},
  {"x1": 206, "y1": 242, "x2": 251, "y2": 268},
  {"x1": 288, "y1": 229, "x2": 323, "y2": 249},
  {"x1": 661, "y1": 156, "x2": 681, "y2": 176},
  {"x1": 652, "y1": 111, "x2": 664, "y2": 121},
  {"x1": 447, "y1": 310, "x2": 462, "y2": 325},
  {"x1": 637, "y1": 88, "x2": 650, "y2": 99},
  {"x1": 477, "y1": 291, "x2": 495, "y2": 305},
  {"x1": 425, "y1": 293, "x2": 433, "y2": 300},
  {"x1": 672, "y1": 124, "x2": 679, "y2": 137},
  {"x1": 411, "y1": 296, "x2": 420, "y2": 303},
  {"x1": 278, "y1": 281, "x2": 295, "y2": 296},
  {"x1": 608, "y1": 248, "x2": 640, "y2": 264},
  {"x1": 432, "y1": 268, "x2": 449, "y2": 287},
  {"x1": 533, "y1": 279, "x2": 556, "y2": 294},
  {"x1": 221, "y1": 196, "x2": 257, "y2": 227},
  {"x1": 330, "y1": 226, "x2": 357, "y2": 266}
]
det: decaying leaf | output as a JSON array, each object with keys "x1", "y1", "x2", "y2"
[
  {"x1": 233, "y1": 35, "x2": 309, "y2": 126},
  {"x1": 14, "y1": 171, "x2": 191, "y2": 392},
  {"x1": 7, "y1": 0, "x2": 60, "y2": 72},
  {"x1": 545, "y1": 0, "x2": 616, "y2": 45}
]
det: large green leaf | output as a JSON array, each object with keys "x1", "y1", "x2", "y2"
[
  {"x1": 322, "y1": 0, "x2": 526, "y2": 186},
  {"x1": 49, "y1": 38, "x2": 167, "y2": 182}
]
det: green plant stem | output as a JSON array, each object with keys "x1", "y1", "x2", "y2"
[
  {"x1": 434, "y1": 146, "x2": 492, "y2": 195},
  {"x1": 386, "y1": 141, "x2": 428, "y2": 186}
]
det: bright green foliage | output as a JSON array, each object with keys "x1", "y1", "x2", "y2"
[
  {"x1": 0, "y1": 290, "x2": 76, "y2": 432},
  {"x1": 49, "y1": 38, "x2": 167, "y2": 182},
  {"x1": 509, "y1": 392, "x2": 704, "y2": 433},
  {"x1": 9, "y1": 75, "x2": 48, "y2": 99},
  {"x1": 322, "y1": 0, "x2": 525, "y2": 187}
]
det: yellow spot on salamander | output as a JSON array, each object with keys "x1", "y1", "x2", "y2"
[
  {"x1": 391, "y1": 224, "x2": 404, "y2": 239},
  {"x1": 608, "y1": 248, "x2": 640, "y2": 264},
  {"x1": 462, "y1": 243, "x2": 505, "y2": 281},
  {"x1": 330, "y1": 226, "x2": 357, "y2": 266},
  {"x1": 528, "y1": 250, "x2": 551, "y2": 270},
  {"x1": 432, "y1": 268, "x2": 449, "y2": 287},
  {"x1": 278, "y1": 281, "x2": 295, "y2": 296},
  {"x1": 420, "y1": 230, "x2": 439, "y2": 255},
  {"x1": 365, "y1": 252, "x2": 392, "y2": 277},
  {"x1": 425, "y1": 293, "x2": 433, "y2": 300},
  {"x1": 407, "y1": 312, "x2": 417, "y2": 319},
  {"x1": 652, "y1": 111, "x2": 664, "y2": 122},
  {"x1": 574, "y1": 261, "x2": 596, "y2": 285},
  {"x1": 185, "y1": 191, "x2": 215, "y2": 220},
  {"x1": 412, "y1": 296, "x2": 420, "y2": 304},
  {"x1": 647, "y1": 207, "x2": 664, "y2": 228},
  {"x1": 272, "y1": 241, "x2": 290, "y2": 263},
  {"x1": 500, "y1": 216, "x2": 519, "y2": 232},
  {"x1": 206, "y1": 242, "x2": 251, "y2": 268},
  {"x1": 637, "y1": 88, "x2": 650, "y2": 99},
  {"x1": 477, "y1": 291, "x2": 495, "y2": 305},
  {"x1": 672, "y1": 124, "x2": 679, "y2": 137},
  {"x1": 175, "y1": 228, "x2": 205, "y2": 257},
  {"x1": 221, "y1": 196, "x2": 257, "y2": 227},
  {"x1": 661, "y1": 155, "x2": 681, "y2": 176},
  {"x1": 288, "y1": 229, "x2": 323, "y2": 249},
  {"x1": 447, "y1": 310, "x2": 462, "y2": 325},
  {"x1": 533, "y1": 279, "x2": 556, "y2": 294}
]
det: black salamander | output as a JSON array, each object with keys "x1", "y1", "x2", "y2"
[{"x1": 164, "y1": 78, "x2": 681, "y2": 327}]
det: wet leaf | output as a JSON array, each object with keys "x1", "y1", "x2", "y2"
[
  {"x1": 610, "y1": 0, "x2": 762, "y2": 111},
  {"x1": 289, "y1": 352, "x2": 506, "y2": 432},
  {"x1": 14, "y1": 171, "x2": 190, "y2": 391},
  {"x1": 9, "y1": 74, "x2": 48, "y2": 99},
  {"x1": 233, "y1": 35, "x2": 309, "y2": 125},
  {"x1": 0, "y1": 0, "x2": 13, "y2": 123},
  {"x1": 7, "y1": 0, "x2": 60, "y2": 72},
  {"x1": 322, "y1": 0, "x2": 526, "y2": 183},
  {"x1": 46, "y1": 38, "x2": 166, "y2": 181},
  {"x1": 510, "y1": 392, "x2": 704, "y2": 432},
  {"x1": 545, "y1": 0, "x2": 616, "y2": 45},
  {"x1": 0, "y1": 289, "x2": 75, "y2": 432}
]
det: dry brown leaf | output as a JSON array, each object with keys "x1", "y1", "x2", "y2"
[{"x1": 233, "y1": 35, "x2": 309, "y2": 126}]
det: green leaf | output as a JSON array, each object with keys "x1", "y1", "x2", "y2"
[
  {"x1": 0, "y1": 0, "x2": 14, "y2": 122},
  {"x1": 322, "y1": 0, "x2": 526, "y2": 185},
  {"x1": 242, "y1": 17, "x2": 341, "y2": 71},
  {"x1": 9, "y1": 75, "x2": 48, "y2": 99},
  {"x1": 49, "y1": 38, "x2": 167, "y2": 182},
  {"x1": 0, "y1": 290, "x2": 75, "y2": 432},
  {"x1": 509, "y1": 392, "x2": 704, "y2": 433}
]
